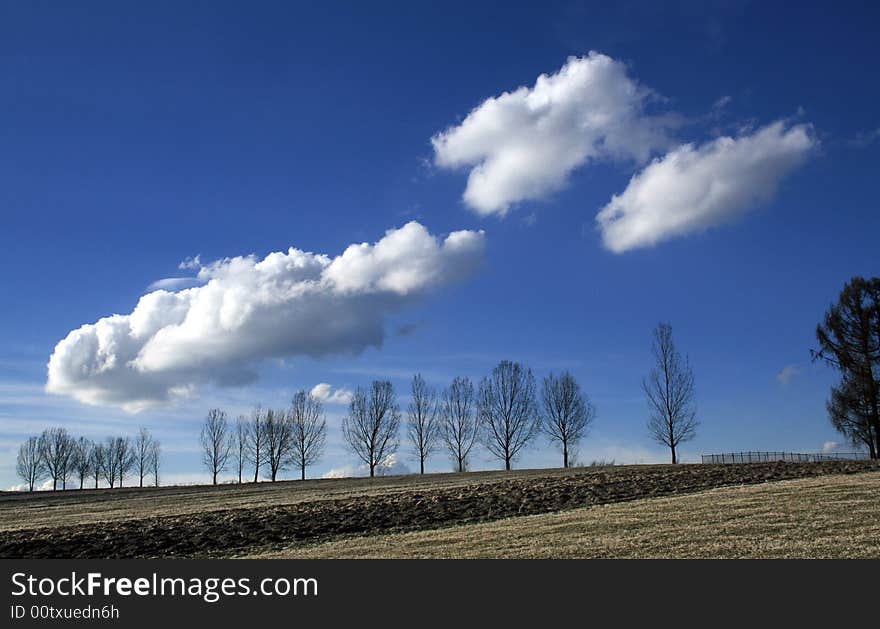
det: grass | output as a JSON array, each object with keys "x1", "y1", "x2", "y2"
[{"x1": 254, "y1": 471, "x2": 880, "y2": 559}]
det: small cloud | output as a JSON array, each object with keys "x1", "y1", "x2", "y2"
[
  {"x1": 322, "y1": 453, "x2": 410, "y2": 479},
  {"x1": 310, "y1": 383, "x2": 354, "y2": 405},
  {"x1": 178, "y1": 255, "x2": 202, "y2": 270},
  {"x1": 849, "y1": 127, "x2": 880, "y2": 148},
  {"x1": 822, "y1": 440, "x2": 839, "y2": 454},
  {"x1": 147, "y1": 277, "x2": 203, "y2": 292},
  {"x1": 7, "y1": 478, "x2": 55, "y2": 492},
  {"x1": 776, "y1": 364, "x2": 801, "y2": 385},
  {"x1": 712, "y1": 95, "x2": 732, "y2": 110},
  {"x1": 522, "y1": 212, "x2": 538, "y2": 227}
]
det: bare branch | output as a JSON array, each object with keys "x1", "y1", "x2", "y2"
[
  {"x1": 643, "y1": 322, "x2": 698, "y2": 464},
  {"x1": 406, "y1": 374, "x2": 440, "y2": 474},
  {"x1": 478, "y1": 361, "x2": 539, "y2": 470},
  {"x1": 342, "y1": 380, "x2": 401, "y2": 477},
  {"x1": 541, "y1": 371, "x2": 595, "y2": 468},
  {"x1": 290, "y1": 391, "x2": 327, "y2": 480},
  {"x1": 201, "y1": 408, "x2": 232, "y2": 485},
  {"x1": 440, "y1": 376, "x2": 479, "y2": 472}
]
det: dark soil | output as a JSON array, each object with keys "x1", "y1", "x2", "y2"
[{"x1": 1, "y1": 461, "x2": 875, "y2": 558}]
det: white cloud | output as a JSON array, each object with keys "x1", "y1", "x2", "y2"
[
  {"x1": 712, "y1": 95, "x2": 732, "y2": 111},
  {"x1": 310, "y1": 383, "x2": 353, "y2": 405},
  {"x1": 822, "y1": 441, "x2": 839, "y2": 454},
  {"x1": 178, "y1": 255, "x2": 202, "y2": 270},
  {"x1": 432, "y1": 52, "x2": 673, "y2": 216},
  {"x1": 776, "y1": 364, "x2": 802, "y2": 385},
  {"x1": 322, "y1": 453, "x2": 410, "y2": 479},
  {"x1": 596, "y1": 121, "x2": 816, "y2": 252},
  {"x1": 46, "y1": 222, "x2": 484, "y2": 412},
  {"x1": 147, "y1": 277, "x2": 204, "y2": 292}
]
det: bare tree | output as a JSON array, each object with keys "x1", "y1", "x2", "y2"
[
  {"x1": 17, "y1": 436, "x2": 46, "y2": 491},
  {"x1": 38, "y1": 427, "x2": 74, "y2": 490},
  {"x1": 289, "y1": 391, "x2": 326, "y2": 480},
  {"x1": 245, "y1": 405, "x2": 266, "y2": 483},
  {"x1": 342, "y1": 380, "x2": 401, "y2": 477},
  {"x1": 148, "y1": 439, "x2": 161, "y2": 487},
  {"x1": 102, "y1": 437, "x2": 120, "y2": 488},
  {"x1": 406, "y1": 374, "x2": 440, "y2": 474},
  {"x1": 441, "y1": 376, "x2": 479, "y2": 472},
  {"x1": 114, "y1": 437, "x2": 135, "y2": 487},
  {"x1": 134, "y1": 427, "x2": 154, "y2": 488},
  {"x1": 71, "y1": 437, "x2": 94, "y2": 489},
  {"x1": 201, "y1": 409, "x2": 232, "y2": 485},
  {"x1": 91, "y1": 443, "x2": 106, "y2": 489},
  {"x1": 263, "y1": 408, "x2": 294, "y2": 481},
  {"x1": 541, "y1": 372, "x2": 595, "y2": 468},
  {"x1": 478, "y1": 361, "x2": 539, "y2": 470},
  {"x1": 234, "y1": 416, "x2": 248, "y2": 483},
  {"x1": 643, "y1": 322, "x2": 698, "y2": 464}
]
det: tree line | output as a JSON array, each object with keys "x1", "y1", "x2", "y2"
[
  {"x1": 200, "y1": 323, "x2": 701, "y2": 482},
  {"x1": 202, "y1": 362, "x2": 606, "y2": 481},
  {"x1": 199, "y1": 390, "x2": 327, "y2": 484},
  {"x1": 16, "y1": 427, "x2": 161, "y2": 492}
]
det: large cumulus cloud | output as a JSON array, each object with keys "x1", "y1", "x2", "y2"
[
  {"x1": 431, "y1": 51, "x2": 674, "y2": 216},
  {"x1": 596, "y1": 122, "x2": 816, "y2": 252},
  {"x1": 47, "y1": 222, "x2": 485, "y2": 412}
]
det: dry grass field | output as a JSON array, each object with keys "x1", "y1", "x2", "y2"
[
  {"x1": 1, "y1": 460, "x2": 876, "y2": 558},
  {"x1": 0, "y1": 467, "x2": 584, "y2": 532},
  {"x1": 259, "y1": 471, "x2": 880, "y2": 559}
]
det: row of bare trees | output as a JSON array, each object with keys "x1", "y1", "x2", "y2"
[
  {"x1": 347, "y1": 362, "x2": 597, "y2": 476},
  {"x1": 15, "y1": 427, "x2": 161, "y2": 492},
  {"x1": 198, "y1": 324, "x2": 702, "y2": 481},
  {"x1": 199, "y1": 363, "x2": 596, "y2": 482},
  {"x1": 379, "y1": 327, "x2": 700, "y2": 472},
  {"x1": 200, "y1": 390, "x2": 327, "y2": 484}
]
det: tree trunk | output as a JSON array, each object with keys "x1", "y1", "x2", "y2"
[
  {"x1": 505, "y1": 458, "x2": 511, "y2": 471},
  {"x1": 301, "y1": 464, "x2": 306, "y2": 481},
  {"x1": 212, "y1": 471, "x2": 217, "y2": 485},
  {"x1": 671, "y1": 444, "x2": 677, "y2": 464},
  {"x1": 563, "y1": 442, "x2": 569, "y2": 469},
  {"x1": 420, "y1": 458, "x2": 425, "y2": 474}
]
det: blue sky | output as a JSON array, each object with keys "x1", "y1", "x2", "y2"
[{"x1": 1, "y1": 1, "x2": 878, "y2": 487}]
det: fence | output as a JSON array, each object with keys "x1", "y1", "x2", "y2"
[{"x1": 701, "y1": 451, "x2": 870, "y2": 464}]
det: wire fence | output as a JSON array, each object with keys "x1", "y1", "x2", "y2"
[{"x1": 701, "y1": 451, "x2": 871, "y2": 464}]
